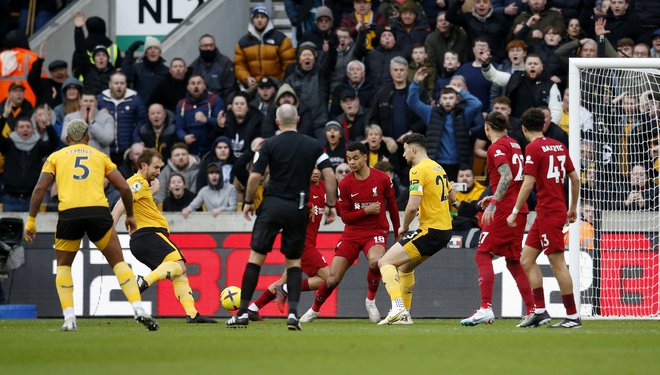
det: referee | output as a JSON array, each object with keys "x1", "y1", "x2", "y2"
[{"x1": 226, "y1": 104, "x2": 337, "y2": 330}]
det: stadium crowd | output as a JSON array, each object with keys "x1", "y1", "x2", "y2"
[{"x1": 1, "y1": 0, "x2": 659, "y2": 237}]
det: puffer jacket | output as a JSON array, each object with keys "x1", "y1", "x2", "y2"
[
  {"x1": 97, "y1": 88, "x2": 147, "y2": 157},
  {"x1": 175, "y1": 91, "x2": 224, "y2": 156},
  {"x1": 234, "y1": 22, "x2": 296, "y2": 86},
  {"x1": 136, "y1": 109, "x2": 178, "y2": 160}
]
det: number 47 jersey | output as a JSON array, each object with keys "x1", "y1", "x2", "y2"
[
  {"x1": 523, "y1": 137, "x2": 575, "y2": 216},
  {"x1": 487, "y1": 135, "x2": 528, "y2": 214},
  {"x1": 41, "y1": 143, "x2": 117, "y2": 211}
]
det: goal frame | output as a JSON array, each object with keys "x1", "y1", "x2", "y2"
[{"x1": 568, "y1": 58, "x2": 660, "y2": 320}]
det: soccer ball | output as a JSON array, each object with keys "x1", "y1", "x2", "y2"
[{"x1": 221, "y1": 286, "x2": 241, "y2": 311}]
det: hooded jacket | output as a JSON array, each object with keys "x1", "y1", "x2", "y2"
[
  {"x1": 97, "y1": 88, "x2": 148, "y2": 156},
  {"x1": 210, "y1": 106, "x2": 262, "y2": 159},
  {"x1": 234, "y1": 21, "x2": 296, "y2": 86},
  {"x1": 261, "y1": 83, "x2": 316, "y2": 140},
  {"x1": 53, "y1": 77, "x2": 83, "y2": 125},
  {"x1": 197, "y1": 136, "x2": 236, "y2": 192},
  {"x1": 155, "y1": 152, "x2": 201, "y2": 203}
]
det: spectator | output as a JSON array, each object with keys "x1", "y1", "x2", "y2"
[
  {"x1": 374, "y1": 158, "x2": 405, "y2": 209},
  {"x1": 97, "y1": 71, "x2": 147, "y2": 164},
  {"x1": 633, "y1": 42, "x2": 651, "y2": 58},
  {"x1": 329, "y1": 59, "x2": 376, "y2": 117},
  {"x1": 52, "y1": 77, "x2": 82, "y2": 126},
  {"x1": 71, "y1": 12, "x2": 121, "y2": 73},
  {"x1": 584, "y1": 0, "x2": 642, "y2": 46},
  {"x1": 390, "y1": 1, "x2": 431, "y2": 59},
  {"x1": 122, "y1": 36, "x2": 169, "y2": 104},
  {"x1": 175, "y1": 74, "x2": 224, "y2": 156},
  {"x1": 407, "y1": 44, "x2": 437, "y2": 100},
  {"x1": 559, "y1": 88, "x2": 593, "y2": 135},
  {"x1": 300, "y1": 6, "x2": 336, "y2": 60},
  {"x1": 155, "y1": 142, "x2": 201, "y2": 203},
  {"x1": 456, "y1": 37, "x2": 496, "y2": 113},
  {"x1": 213, "y1": 92, "x2": 262, "y2": 158},
  {"x1": 197, "y1": 136, "x2": 235, "y2": 192},
  {"x1": 630, "y1": 0, "x2": 660, "y2": 43},
  {"x1": 284, "y1": 41, "x2": 330, "y2": 141},
  {"x1": 554, "y1": 18, "x2": 618, "y2": 66},
  {"x1": 182, "y1": 164, "x2": 237, "y2": 217},
  {"x1": 616, "y1": 37, "x2": 635, "y2": 57},
  {"x1": 356, "y1": 26, "x2": 406, "y2": 91},
  {"x1": 565, "y1": 17, "x2": 586, "y2": 42},
  {"x1": 0, "y1": 30, "x2": 39, "y2": 107},
  {"x1": 434, "y1": 50, "x2": 462, "y2": 100},
  {"x1": 335, "y1": 162, "x2": 351, "y2": 184},
  {"x1": 446, "y1": 0, "x2": 510, "y2": 62},
  {"x1": 547, "y1": 0, "x2": 586, "y2": 23},
  {"x1": 324, "y1": 120, "x2": 347, "y2": 169},
  {"x1": 75, "y1": 45, "x2": 115, "y2": 96},
  {"x1": 489, "y1": 40, "x2": 527, "y2": 106},
  {"x1": 425, "y1": 11, "x2": 469, "y2": 75},
  {"x1": 0, "y1": 82, "x2": 34, "y2": 131},
  {"x1": 136, "y1": 103, "x2": 178, "y2": 160},
  {"x1": 364, "y1": 123, "x2": 399, "y2": 171},
  {"x1": 329, "y1": 27, "x2": 358, "y2": 94},
  {"x1": 162, "y1": 173, "x2": 196, "y2": 212},
  {"x1": 336, "y1": 89, "x2": 368, "y2": 142},
  {"x1": 408, "y1": 68, "x2": 482, "y2": 180},
  {"x1": 0, "y1": 115, "x2": 57, "y2": 211},
  {"x1": 250, "y1": 76, "x2": 278, "y2": 116},
  {"x1": 29, "y1": 56, "x2": 69, "y2": 109},
  {"x1": 188, "y1": 34, "x2": 238, "y2": 102},
  {"x1": 651, "y1": 29, "x2": 660, "y2": 57},
  {"x1": 618, "y1": 164, "x2": 659, "y2": 211},
  {"x1": 261, "y1": 83, "x2": 315, "y2": 139},
  {"x1": 510, "y1": 0, "x2": 565, "y2": 46},
  {"x1": 480, "y1": 52, "x2": 562, "y2": 125},
  {"x1": 149, "y1": 57, "x2": 189, "y2": 113},
  {"x1": 117, "y1": 142, "x2": 144, "y2": 179},
  {"x1": 528, "y1": 26, "x2": 565, "y2": 90},
  {"x1": 451, "y1": 164, "x2": 487, "y2": 231},
  {"x1": 473, "y1": 96, "x2": 526, "y2": 159},
  {"x1": 232, "y1": 136, "x2": 264, "y2": 196},
  {"x1": 62, "y1": 90, "x2": 114, "y2": 155},
  {"x1": 540, "y1": 105, "x2": 568, "y2": 147},
  {"x1": 340, "y1": 0, "x2": 388, "y2": 51},
  {"x1": 234, "y1": 4, "x2": 296, "y2": 89},
  {"x1": 284, "y1": 0, "x2": 324, "y2": 44}
]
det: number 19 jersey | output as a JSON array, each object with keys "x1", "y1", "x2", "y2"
[
  {"x1": 41, "y1": 144, "x2": 117, "y2": 211},
  {"x1": 487, "y1": 135, "x2": 528, "y2": 213},
  {"x1": 523, "y1": 137, "x2": 575, "y2": 216}
]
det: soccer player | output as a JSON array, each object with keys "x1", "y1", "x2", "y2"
[
  {"x1": 23, "y1": 119, "x2": 158, "y2": 332},
  {"x1": 247, "y1": 167, "x2": 332, "y2": 320},
  {"x1": 300, "y1": 142, "x2": 400, "y2": 324},
  {"x1": 460, "y1": 111, "x2": 535, "y2": 327},
  {"x1": 377, "y1": 133, "x2": 454, "y2": 325},
  {"x1": 111, "y1": 148, "x2": 217, "y2": 324},
  {"x1": 507, "y1": 108, "x2": 581, "y2": 329},
  {"x1": 226, "y1": 104, "x2": 337, "y2": 330}
]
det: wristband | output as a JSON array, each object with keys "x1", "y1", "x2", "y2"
[
  {"x1": 244, "y1": 200, "x2": 253, "y2": 205},
  {"x1": 512, "y1": 207, "x2": 519, "y2": 215},
  {"x1": 27, "y1": 215, "x2": 36, "y2": 227},
  {"x1": 489, "y1": 199, "x2": 498, "y2": 206},
  {"x1": 325, "y1": 204, "x2": 335, "y2": 209}
]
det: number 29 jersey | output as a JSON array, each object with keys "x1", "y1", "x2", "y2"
[
  {"x1": 523, "y1": 137, "x2": 575, "y2": 216},
  {"x1": 487, "y1": 135, "x2": 528, "y2": 213},
  {"x1": 41, "y1": 144, "x2": 117, "y2": 211}
]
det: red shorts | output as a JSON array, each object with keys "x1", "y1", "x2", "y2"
[
  {"x1": 478, "y1": 212, "x2": 526, "y2": 260},
  {"x1": 335, "y1": 231, "x2": 388, "y2": 264},
  {"x1": 301, "y1": 243, "x2": 328, "y2": 277},
  {"x1": 525, "y1": 213, "x2": 567, "y2": 254}
]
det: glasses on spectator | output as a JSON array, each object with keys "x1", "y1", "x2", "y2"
[{"x1": 337, "y1": 168, "x2": 351, "y2": 174}]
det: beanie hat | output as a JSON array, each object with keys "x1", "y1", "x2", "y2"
[
  {"x1": 144, "y1": 36, "x2": 161, "y2": 51},
  {"x1": 297, "y1": 41, "x2": 317, "y2": 58},
  {"x1": 252, "y1": 4, "x2": 270, "y2": 19},
  {"x1": 315, "y1": 6, "x2": 333, "y2": 22}
]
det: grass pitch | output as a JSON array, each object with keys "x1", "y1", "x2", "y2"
[{"x1": 1, "y1": 318, "x2": 659, "y2": 374}]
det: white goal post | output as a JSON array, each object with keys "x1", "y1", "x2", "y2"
[{"x1": 569, "y1": 58, "x2": 660, "y2": 319}]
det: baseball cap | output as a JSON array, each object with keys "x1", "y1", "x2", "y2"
[
  {"x1": 92, "y1": 45, "x2": 109, "y2": 57},
  {"x1": 340, "y1": 89, "x2": 357, "y2": 101},
  {"x1": 653, "y1": 28, "x2": 660, "y2": 38},
  {"x1": 67, "y1": 119, "x2": 89, "y2": 142},
  {"x1": 258, "y1": 76, "x2": 277, "y2": 88},
  {"x1": 325, "y1": 120, "x2": 342, "y2": 133},
  {"x1": 9, "y1": 81, "x2": 25, "y2": 91},
  {"x1": 252, "y1": 4, "x2": 269, "y2": 19},
  {"x1": 48, "y1": 59, "x2": 68, "y2": 71}
]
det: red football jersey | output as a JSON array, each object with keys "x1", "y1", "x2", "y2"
[
  {"x1": 337, "y1": 168, "x2": 400, "y2": 235},
  {"x1": 305, "y1": 182, "x2": 326, "y2": 246},
  {"x1": 523, "y1": 137, "x2": 575, "y2": 215},
  {"x1": 487, "y1": 135, "x2": 528, "y2": 213}
]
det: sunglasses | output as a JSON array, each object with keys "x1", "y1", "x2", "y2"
[{"x1": 337, "y1": 169, "x2": 351, "y2": 174}]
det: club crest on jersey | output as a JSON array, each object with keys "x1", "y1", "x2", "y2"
[
  {"x1": 525, "y1": 155, "x2": 534, "y2": 164},
  {"x1": 494, "y1": 149, "x2": 505, "y2": 157},
  {"x1": 131, "y1": 182, "x2": 142, "y2": 193},
  {"x1": 372, "y1": 186, "x2": 378, "y2": 197}
]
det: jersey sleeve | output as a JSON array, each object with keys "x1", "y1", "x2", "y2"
[
  {"x1": 129, "y1": 178, "x2": 150, "y2": 201},
  {"x1": 104, "y1": 154, "x2": 118, "y2": 175},
  {"x1": 41, "y1": 154, "x2": 56, "y2": 175},
  {"x1": 315, "y1": 143, "x2": 332, "y2": 170},
  {"x1": 564, "y1": 151, "x2": 575, "y2": 174},
  {"x1": 488, "y1": 143, "x2": 509, "y2": 169},
  {"x1": 252, "y1": 141, "x2": 270, "y2": 175},
  {"x1": 409, "y1": 166, "x2": 424, "y2": 197},
  {"x1": 523, "y1": 144, "x2": 540, "y2": 178}
]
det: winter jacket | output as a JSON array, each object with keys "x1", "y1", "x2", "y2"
[
  {"x1": 511, "y1": 8, "x2": 567, "y2": 46},
  {"x1": 148, "y1": 72, "x2": 188, "y2": 113},
  {"x1": 122, "y1": 56, "x2": 169, "y2": 104},
  {"x1": 187, "y1": 184, "x2": 237, "y2": 213},
  {"x1": 355, "y1": 30, "x2": 407, "y2": 91},
  {"x1": 136, "y1": 109, "x2": 178, "y2": 160},
  {"x1": 196, "y1": 136, "x2": 236, "y2": 192},
  {"x1": 155, "y1": 153, "x2": 201, "y2": 203},
  {"x1": 97, "y1": 88, "x2": 147, "y2": 157},
  {"x1": 367, "y1": 83, "x2": 425, "y2": 139},
  {"x1": 62, "y1": 109, "x2": 114, "y2": 155},
  {"x1": 175, "y1": 91, "x2": 224, "y2": 156},
  {"x1": 210, "y1": 107, "x2": 263, "y2": 159},
  {"x1": 391, "y1": 17, "x2": 432, "y2": 60},
  {"x1": 446, "y1": 1, "x2": 510, "y2": 62},
  {"x1": 424, "y1": 27, "x2": 470, "y2": 73},
  {"x1": 189, "y1": 50, "x2": 238, "y2": 102},
  {"x1": 329, "y1": 78, "x2": 377, "y2": 118},
  {"x1": 261, "y1": 84, "x2": 317, "y2": 141},
  {"x1": 27, "y1": 57, "x2": 63, "y2": 108},
  {"x1": 284, "y1": 63, "x2": 329, "y2": 135},
  {"x1": 234, "y1": 22, "x2": 296, "y2": 86}
]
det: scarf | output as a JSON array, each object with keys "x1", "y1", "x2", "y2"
[{"x1": 9, "y1": 131, "x2": 42, "y2": 152}]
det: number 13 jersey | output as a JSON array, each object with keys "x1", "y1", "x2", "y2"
[{"x1": 41, "y1": 144, "x2": 117, "y2": 211}]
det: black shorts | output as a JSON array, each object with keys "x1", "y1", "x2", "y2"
[
  {"x1": 251, "y1": 197, "x2": 309, "y2": 259},
  {"x1": 399, "y1": 228, "x2": 452, "y2": 259},
  {"x1": 56, "y1": 206, "x2": 114, "y2": 243},
  {"x1": 130, "y1": 227, "x2": 185, "y2": 270}
]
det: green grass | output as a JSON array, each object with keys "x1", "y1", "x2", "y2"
[{"x1": 1, "y1": 318, "x2": 659, "y2": 374}]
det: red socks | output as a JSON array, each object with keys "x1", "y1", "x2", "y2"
[
  {"x1": 475, "y1": 251, "x2": 494, "y2": 309},
  {"x1": 506, "y1": 259, "x2": 535, "y2": 315},
  {"x1": 253, "y1": 289, "x2": 275, "y2": 309},
  {"x1": 533, "y1": 287, "x2": 546, "y2": 310},
  {"x1": 562, "y1": 293, "x2": 577, "y2": 316},
  {"x1": 312, "y1": 283, "x2": 332, "y2": 312},
  {"x1": 301, "y1": 278, "x2": 311, "y2": 292},
  {"x1": 366, "y1": 267, "x2": 381, "y2": 300}
]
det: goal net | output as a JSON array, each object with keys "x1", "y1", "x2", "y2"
[{"x1": 569, "y1": 58, "x2": 660, "y2": 319}]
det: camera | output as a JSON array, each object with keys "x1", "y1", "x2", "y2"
[{"x1": 453, "y1": 182, "x2": 468, "y2": 192}]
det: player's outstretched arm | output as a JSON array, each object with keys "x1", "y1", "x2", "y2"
[
  {"x1": 507, "y1": 174, "x2": 535, "y2": 227},
  {"x1": 483, "y1": 163, "x2": 513, "y2": 226},
  {"x1": 24, "y1": 172, "x2": 55, "y2": 244},
  {"x1": 567, "y1": 170, "x2": 580, "y2": 224}
]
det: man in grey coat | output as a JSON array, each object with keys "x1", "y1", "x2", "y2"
[{"x1": 62, "y1": 90, "x2": 114, "y2": 154}]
